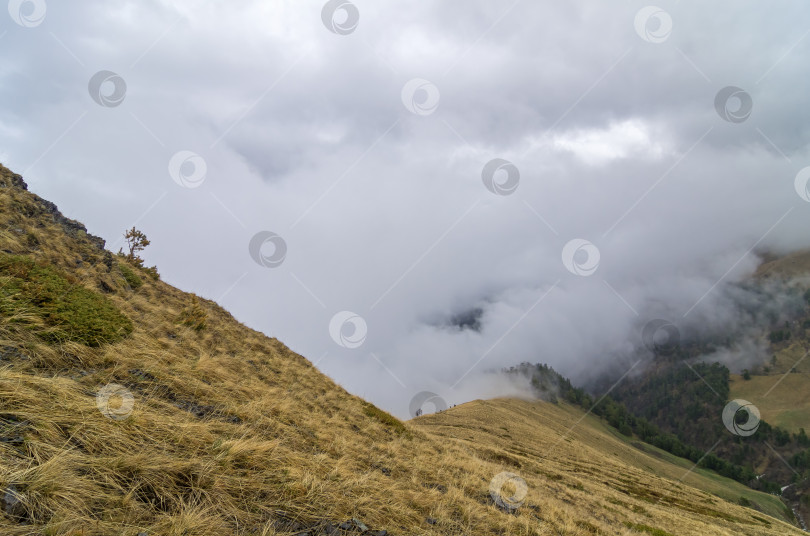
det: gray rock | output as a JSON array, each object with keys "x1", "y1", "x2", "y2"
[
  {"x1": 10, "y1": 174, "x2": 27, "y2": 190},
  {"x1": 2, "y1": 484, "x2": 25, "y2": 519}
]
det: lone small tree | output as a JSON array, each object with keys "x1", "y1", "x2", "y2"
[
  {"x1": 120, "y1": 227, "x2": 150, "y2": 266},
  {"x1": 117, "y1": 227, "x2": 159, "y2": 280}
]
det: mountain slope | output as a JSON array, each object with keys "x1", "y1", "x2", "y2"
[
  {"x1": 730, "y1": 370, "x2": 810, "y2": 433},
  {"x1": 0, "y1": 164, "x2": 804, "y2": 535},
  {"x1": 728, "y1": 317, "x2": 810, "y2": 434},
  {"x1": 755, "y1": 249, "x2": 810, "y2": 280},
  {"x1": 415, "y1": 398, "x2": 803, "y2": 534}
]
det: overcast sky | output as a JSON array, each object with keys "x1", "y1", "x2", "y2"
[{"x1": 3, "y1": 0, "x2": 810, "y2": 418}]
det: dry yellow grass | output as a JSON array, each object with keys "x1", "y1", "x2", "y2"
[
  {"x1": 0, "y1": 165, "x2": 805, "y2": 535},
  {"x1": 414, "y1": 398, "x2": 803, "y2": 535},
  {"x1": 755, "y1": 249, "x2": 810, "y2": 280}
]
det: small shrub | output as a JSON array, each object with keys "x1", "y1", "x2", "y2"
[
  {"x1": 119, "y1": 264, "x2": 143, "y2": 290},
  {"x1": 25, "y1": 232, "x2": 39, "y2": 248},
  {"x1": 0, "y1": 254, "x2": 132, "y2": 346},
  {"x1": 143, "y1": 265, "x2": 160, "y2": 280}
]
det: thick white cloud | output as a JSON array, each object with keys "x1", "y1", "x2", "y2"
[{"x1": 2, "y1": 0, "x2": 810, "y2": 418}]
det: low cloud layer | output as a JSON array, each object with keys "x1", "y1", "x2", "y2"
[{"x1": 3, "y1": 1, "x2": 810, "y2": 418}]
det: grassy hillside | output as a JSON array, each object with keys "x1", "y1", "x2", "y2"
[
  {"x1": 730, "y1": 372, "x2": 810, "y2": 433},
  {"x1": 0, "y1": 164, "x2": 805, "y2": 535},
  {"x1": 755, "y1": 249, "x2": 810, "y2": 280},
  {"x1": 415, "y1": 398, "x2": 802, "y2": 534},
  {"x1": 729, "y1": 267, "x2": 810, "y2": 434}
]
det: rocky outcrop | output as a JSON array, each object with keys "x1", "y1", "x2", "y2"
[{"x1": 0, "y1": 168, "x2": 106, "y2": 251}]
